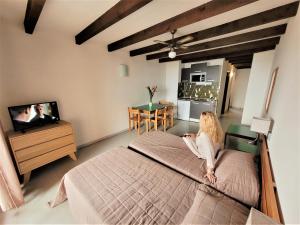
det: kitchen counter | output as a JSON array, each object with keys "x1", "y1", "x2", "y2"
[
  {"x1": 177, "y1": 98, "x2": 217, "y2": 121},
  {"x1": 178, "y1": 97, "x2": 216, "y2": 103}
]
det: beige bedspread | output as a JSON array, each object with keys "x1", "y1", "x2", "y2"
[
  {"x1": 50, "y1": 147, "x2": 249, "y2": 224},
  {"x1": 129, "y1": 131, "x2": 260, "y2": 207}
]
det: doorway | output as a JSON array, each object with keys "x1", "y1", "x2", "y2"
[{"x1": 221, "y1": 72, "x2": 230, "y2": 114}]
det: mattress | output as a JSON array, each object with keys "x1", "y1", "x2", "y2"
[
  {"x1": 50, "y1": 147, "x2": 249, "y2": 224},
  {"x1": 129, "y1": 131, "x2": 260, "y2": 207},
  {"x1": 129, "y1": 130, "x2": 208, "y2": 183}
]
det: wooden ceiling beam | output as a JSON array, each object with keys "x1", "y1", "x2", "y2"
[
  {"x1": 234, "y1": 63, "x2": 252, "y2": 68},
  {"x1": 230, "y1": 61, "x2": 252, "y2": 66},
  {"x1": 236, "y1": 65, "x2": 252, "y2": 69},
  {"x1": 229, "y1": 58, "x2": 253, "y2": 64},
  {"x1": 107, "y1": 0, "x2": 258, "y2": 51},
  {"x1": 226, "y1": 54, "x2": 253, "y2": 61},
  {"x1": 24, "y1": 0, "x2": 46, "y2": 34},
  {"x1": 159, "y1": 37, "x2": 280, "y2": 63},
  {"x1": 146, "y1": 24, "x2": 286, "y2": 60},
  {"x1": 130, "y1": 1, "x2": 299, "y2": 56},
  {"x1": 180, "y1": 46, "x2": 274, "y2": 64},
  {"x1": 228, "y1": 59, "x2": 253, "y2": 64},
  {"x1": 179, "y1": 45, "x2": 275, "y2": 63},
  {"x1": 75, "y1": 0, "x2": 152, "y2": 45}
]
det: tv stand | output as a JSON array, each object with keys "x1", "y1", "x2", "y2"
[{"x1": 7, "y1": 120, "x2": 77, "y2": 185}]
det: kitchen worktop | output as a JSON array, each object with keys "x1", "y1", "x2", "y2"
[{"x1": 178, "y1": 97, "x2": 216, "y2": 102}]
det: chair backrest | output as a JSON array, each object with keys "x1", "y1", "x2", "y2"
[
  {"x1": 128, "y1": 108, "x2": 140, "y2": 119},
  {"x1": 159, "y1": 99, "x2": 171, "y2": 105},
  {"x1": 154, "y1": 108, "x2": 166, "y2": 120},
  {"x1": 165, "y1": 105, "x2": 173, "y2": 116}
]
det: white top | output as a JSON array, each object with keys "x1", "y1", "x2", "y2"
[{"x1": 183, "y1": 132, "x2": 220, "y2": 169}]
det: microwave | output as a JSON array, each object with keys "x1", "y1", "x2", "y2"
[{"x1": 190, "y1": 72, "x2": 206, "y2": 82}]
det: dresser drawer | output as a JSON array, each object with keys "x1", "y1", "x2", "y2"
[
  {"x1": 10, "y1": 124, "x2": 73, "y2": 151},
  {"x1": 19, "y1": 144, "x2": 76, "y2": 174},
  {"x1": 15, "y1": 135, "x2": 75, "y2": 162}
]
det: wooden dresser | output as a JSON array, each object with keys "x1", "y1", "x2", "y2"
[{"x1": 7, "y1": 120, "x2": 77, "y2": 184}]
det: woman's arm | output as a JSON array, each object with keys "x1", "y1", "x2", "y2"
[{"x1": 200, "y1": 133, "x2": 217, "y2": 184}]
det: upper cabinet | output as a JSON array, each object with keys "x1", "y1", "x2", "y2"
[
  {"x1": 181, "y1": 68, "x2": 191, "y2": 82},
  {"x1": 180, "y1": 62, "x2": 221, "y2": 84},
  {"x1": 206, "y1": 65, "x2": 221, "y2": 82},
  {"x1": 190, "y1": 63, "x2": 208, "y2": 73}
]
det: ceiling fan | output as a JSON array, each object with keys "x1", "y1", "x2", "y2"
[{"x1": 153, "y1": 30, "x2": 193, "y2": 59}]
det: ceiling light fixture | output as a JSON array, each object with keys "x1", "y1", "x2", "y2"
[
  {"x1": 168, "y1": 49, "x2": 176, "y2": 59},
  {"x1": 153, "y1": 30, "x2": 192, "y2": 59}
]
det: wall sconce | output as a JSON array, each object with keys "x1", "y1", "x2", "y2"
[
  {"x1": 250, "y1": 117, "x2": 272, "y2": 135},
  {"x1": 119, "y1": 64, "x2": 128, "y2": 77}
]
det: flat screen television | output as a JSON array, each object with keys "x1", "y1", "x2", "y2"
[{"x1": 8, "y1": 101, "x2": 60, "y2": 132}]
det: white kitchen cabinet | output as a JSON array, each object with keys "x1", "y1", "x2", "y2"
[{"x1": 177, "y1": 100, "x2": 191, "y2": 121}]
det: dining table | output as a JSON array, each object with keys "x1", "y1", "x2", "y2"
[
  {"x1": 133, "y1": 104, "x2": 166, "y2": 130},
  {"x1": 133, "y1": 103, "x2": 166, "y2": 112},
  {"x1": 132, "y1": 103, "x2": 174, "y2": 132}
]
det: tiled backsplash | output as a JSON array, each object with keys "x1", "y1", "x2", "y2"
[{"x1": 178, "y1": 82, "x2": 219, "y2": 101}]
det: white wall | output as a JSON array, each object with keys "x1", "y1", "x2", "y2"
[
  {"x1": 165, "y1": 61, "x2": 181, "y2": 105},
  {"x1": 241, "y1": 50, "x2": 275, "y2": 124},
  {"x1": 230, "y1": 68, "x2": 251, "y2": 109},
  {"x1": 0, "y1": 15, "x2": 165, "y2": 146},
  {"x1": 266, "y1": 9, "x2": 300, "y2": 224}
]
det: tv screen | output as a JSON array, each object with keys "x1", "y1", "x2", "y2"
[{"x1": 8, "y1": 101, "x2": 60, "y2": 132}]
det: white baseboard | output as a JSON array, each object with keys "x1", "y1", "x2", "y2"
[{"x1": 77, "y1": 128, "x2": 128, "y2": 150}]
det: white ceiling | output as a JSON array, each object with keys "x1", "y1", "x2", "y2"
[{"x1": 0, "y1": 0, "x2": 296, "y2": 54}]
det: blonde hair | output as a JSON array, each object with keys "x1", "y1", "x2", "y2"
[{"x1": 197, "y1": 111, "x2": 224, "y2": 146}]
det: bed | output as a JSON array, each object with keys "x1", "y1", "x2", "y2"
[
  {"x1": 50, "y1": 147, "x2": 250, "y2": 224},
  {"x1": 129, "y1": 131, "x2": 260, "y2": 207},
  {"x1": 50, "y1": 132, "x2": 282, "y2": 224}
]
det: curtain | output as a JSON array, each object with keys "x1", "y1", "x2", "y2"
[{"x1": 0, "y1": 121, "x2": 24, "y2": 211}]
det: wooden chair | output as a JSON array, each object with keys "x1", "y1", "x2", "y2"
[
  {"x1": 128, "y1": 108, "x2": 144, "y2": 135},
  {"x1": 142, "y1": 110, "x2": 151, "y2": 132},
  {"x1": 149, "y1": 108, "x2": 167, "y2": 132},
  {"x1": 159, "y1": 100, "x2": 175, "y2": 129},
  {"x1": 165, "y1": 105, "x2": 174, "y2": 128}
]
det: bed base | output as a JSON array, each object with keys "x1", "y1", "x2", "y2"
[{"x1": 260, "y1": 134, "x2": 283, "y2": 223}]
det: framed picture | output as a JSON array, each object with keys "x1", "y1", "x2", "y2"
[{"x1": 265, "y1": 67, "x2": 279, "y2": 113}]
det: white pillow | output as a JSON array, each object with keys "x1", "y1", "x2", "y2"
[
  {"x1": 181, "y1": 185, "x2": 250, "y2": 225},
  {"x1": 246, "y1": 208, "x2": 281, "y2": 224}
]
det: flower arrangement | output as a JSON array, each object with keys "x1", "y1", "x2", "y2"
[{"x1": 146, "y1": 86, "x2": 157, "y2": 106}]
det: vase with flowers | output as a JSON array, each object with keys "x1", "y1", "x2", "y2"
[{"x1": 146, "y1": 86, "x2": 157, "y2": 107}]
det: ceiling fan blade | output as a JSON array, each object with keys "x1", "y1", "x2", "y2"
[
  {"x1": 177, "y1": 35, "x2": 194, "y2": 44},
  {"x1": 161, "y1": 46, "x2": 171, "y2": 51},
  {"x1": 153, "y1": 40, "x2": 169, "y2": 45},
  {"x1": 178, "y1": 45, "x2": 189, "y2": 49}
]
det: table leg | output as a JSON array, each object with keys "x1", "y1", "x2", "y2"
[
  {"x1": 128, "y1": 120, "x2": 132, "y2": 132},
  {"x1": 145, "y1": 120, "x2": 149, "y2": 132}
]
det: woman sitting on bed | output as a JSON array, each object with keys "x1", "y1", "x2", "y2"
[{"x1": 183, "y1": 111, "x2": 224, "y2": 184}]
